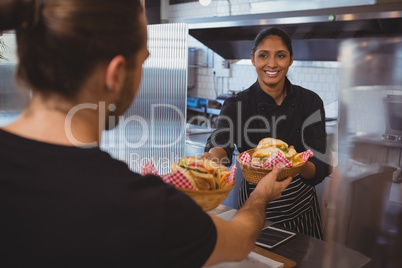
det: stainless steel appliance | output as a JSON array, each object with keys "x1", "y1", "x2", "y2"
[{"x1": 384, "y1": 95, "x2": 402, "y2": 143}]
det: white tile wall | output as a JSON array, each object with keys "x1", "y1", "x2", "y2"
[
  {"x1": 288, "y1": 65, "x2": 340, "y2": 118},
  {"x1": 342, "y1": 86, "x2": 402, "y2": 137}
]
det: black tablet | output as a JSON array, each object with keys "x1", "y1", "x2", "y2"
[{"x1": 255, "y1": 226, "x2": 296, "y2": 249}]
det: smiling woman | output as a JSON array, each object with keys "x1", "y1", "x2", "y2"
[{"x1": 204, "y1": 27, "x2": 332, "y2": 240}]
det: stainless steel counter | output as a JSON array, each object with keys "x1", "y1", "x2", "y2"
[
  {"x1": 185, "y1": 124, "x2": 215, "y2": 157},
  {"x1": 185, "y1": 133, "x2": 212, "y2": 158}
]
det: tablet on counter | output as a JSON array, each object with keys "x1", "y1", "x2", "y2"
[
  {"x1": 217, "y1": 209, "x2": 296, "y2": 249},
  {"x1": 255, "y1": 226, "x2": 296, "y2": 249}
]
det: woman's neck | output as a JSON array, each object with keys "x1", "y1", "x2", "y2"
[{"x1": 258, "y1": 79, "x2": 287, "y2": 105}]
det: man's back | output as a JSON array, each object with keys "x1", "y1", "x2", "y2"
[{"x1": 0, "y1": 129, "x2": 216, "y2": 267}]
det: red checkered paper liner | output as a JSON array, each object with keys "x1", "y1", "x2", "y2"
[
  {"x1": 239, "y1": 152, "x2": 251, "y2": 164},
  {"x1": 262, "y1": 151, "x2": 293, "y2": 168},
  {"x1": 141, "y1": 161, "x2": 159, "y2": 176},
  {"x1": 226, "y1": 165, "x2": 237, "y2": 185},
  {"x1": 239, "y1": 149, "x2": 313, "y2": 168},
  {"x1": 162, "y1": 170, "x2": 197, "y2": 190},
  {"x1": 300, "y1": 150, "x2": 313, "y2": 162}
]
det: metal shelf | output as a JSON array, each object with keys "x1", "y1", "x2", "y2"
[
  {"x1": 187, "y1": 106, "x2": 221, "y2": 116},
  {"x1": 187, "y1": 106, "x2": 206, "y2": 113}
]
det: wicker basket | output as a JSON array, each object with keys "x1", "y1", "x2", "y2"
[
  {"x1": 178, "y1": 183, "x2": 235, "y2": 211},
  {"x1": 237, "y1": 149, "x2": 306, "y2": 184}
]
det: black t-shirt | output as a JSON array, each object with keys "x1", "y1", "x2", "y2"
[{"x1": 0, "y1": 129, "x2": 216, "y2": 267}]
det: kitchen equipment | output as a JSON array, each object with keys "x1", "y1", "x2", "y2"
[
  {"x1": 186, "y1": 2, "x2": 402, "y2": 61},
  {"x1": 383, "y1": 94, "x2": 402, "y2": 142}
]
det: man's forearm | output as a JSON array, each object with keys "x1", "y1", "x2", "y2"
[
  {"x1": 204, "y1": 167, "x2": 291, "y2": 266},
  {"x1": 231, "y1": 190, "x2": 269, "y2": 245}
]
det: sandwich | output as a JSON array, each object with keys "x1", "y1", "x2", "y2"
[
  {"x1": 256, "y1": 137, "x2": 296, "y2": 159},
  {"x1": 251, "y1": 147, "x2": 285, "y2": 166},
  {"x1": 171, "y1": 157, "x2": 231, "y2": 190}
]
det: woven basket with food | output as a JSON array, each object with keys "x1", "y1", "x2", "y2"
[
  {"x1": 141, "y1": 158, "x2": 236, "y2": 211},
  {"x1": 237, "y1": 138, "x2": 313, "y2": 184}
]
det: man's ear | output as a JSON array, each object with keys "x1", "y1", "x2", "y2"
[{"x1": 105, "y1": 55, "x2": 127, "y2": 94}]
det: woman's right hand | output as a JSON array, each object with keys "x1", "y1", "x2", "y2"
[
  {"x1": 201, "y1": 147, "x2": 229, "y2": 165},
  {"x1": 201, "y1": 152, "x2": 220, "y2": 162}
]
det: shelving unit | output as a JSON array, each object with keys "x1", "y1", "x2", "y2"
[
  {"x1": 187, "y1": 99, "x2": 222, "y2": 116},
  {"x1": 187, "y1": 106, "x2": 220, "y2": 116}
]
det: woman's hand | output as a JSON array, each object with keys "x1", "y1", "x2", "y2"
[
  {"x1": 201, "y1": 152, "x2": 220, "y2": 162},
  {"x1": 299, "y1": 161, "x2": 316, "y2": 179},
  {"x1": 201, "y1": 147, "x2": 230, "y2": 166}
]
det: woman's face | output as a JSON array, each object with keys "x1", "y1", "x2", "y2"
[{"x1": 251, "y1": 35, "x2": 293, "y2": 91}]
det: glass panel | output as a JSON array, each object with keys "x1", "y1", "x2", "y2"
[
  {"x1": 328, "y1": 37, "x2": 402, "y2": 267},
  {"x1": 100, "y1": 23, "x2": 188, "y2": 175}
]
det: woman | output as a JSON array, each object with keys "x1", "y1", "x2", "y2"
[
  {"x1": 204, "y1": 27, "x2": 331, "y2": 239},
  {"x1": 0, "y1": 1, "x2": 291, "y2": 267}
]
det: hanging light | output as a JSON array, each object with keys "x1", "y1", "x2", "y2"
[{"x1": 199, "y1": 0, "x2": 212, "y2": 6}]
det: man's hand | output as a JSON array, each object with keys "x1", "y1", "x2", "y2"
[
  {"x1": 253, "y1": 165, "x2": 292, "y2": 203},
  {"x1": 205, "y1": 165, "x2": 291, "y2": 266}
]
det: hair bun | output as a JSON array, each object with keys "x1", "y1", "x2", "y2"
[
  {"x1": 0, "y1": 0, "x2": 42, "y2": 31},
  {"x1": 20, "y1": 0, "x2": 43, "y2": 29}
]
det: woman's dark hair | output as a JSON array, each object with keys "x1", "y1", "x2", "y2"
[
  {"x1": 251, "y1": 27, "x2": 293, "y2": 58},
  {"x1": 0, "y1": 0, "x2": 144, "y2": 99}
]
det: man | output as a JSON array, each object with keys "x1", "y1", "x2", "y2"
[{"x1": 0, "y1": 0, "x2": 291, "y2": 266}]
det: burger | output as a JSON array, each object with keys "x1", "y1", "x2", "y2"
[
  {"x1": 251, "y1": 147, "x2": 285, "y2": 166},
  {"x1": 171, "y1": 157, "x2": 231, "y2": 190},
  {"x1": 256, "y1": 137, "x2": 296, "y2": 159}
]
